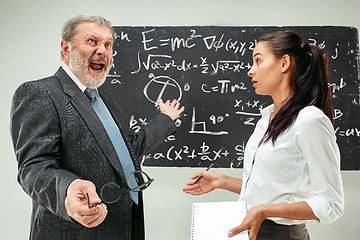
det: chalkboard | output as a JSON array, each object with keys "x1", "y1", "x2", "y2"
[{"x1": 101, "y1": 26, "x2": 360, "y2": 170}]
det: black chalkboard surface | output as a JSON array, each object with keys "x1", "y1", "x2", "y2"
[{"x1": 101, "y1": 26, "x2": 360, "y2": 170}]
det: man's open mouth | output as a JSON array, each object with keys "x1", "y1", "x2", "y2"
[{"x1": 90, "y1": 62, "x2": 105, "y2": 72}]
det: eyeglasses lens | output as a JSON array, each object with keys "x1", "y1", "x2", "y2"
[
  {"x1": 99, "y1": 171, "x2": 154, "y2": 204},
  {"x1": 100, "y1": 182, "x2": 122, "y2": 203}
]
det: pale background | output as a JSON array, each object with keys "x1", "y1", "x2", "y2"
[{"x1": 1, "y1": 0, "x2": 359, "y2": 239}]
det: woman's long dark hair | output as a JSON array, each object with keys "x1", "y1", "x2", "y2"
[{"x1": 260, "y1": 31, "x2": 334, "y2": 144}]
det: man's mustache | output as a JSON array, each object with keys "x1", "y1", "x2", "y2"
[{"x1": 89, "y1": 55, "x2": 109, "y2": 67}]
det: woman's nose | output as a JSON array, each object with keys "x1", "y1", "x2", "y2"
[{"x1": 247, "y1": 65, "x2": 254, "y2": 77}]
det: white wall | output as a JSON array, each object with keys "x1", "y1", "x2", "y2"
[{"x1": 1, "y1": 0, "x2": 359, "y2": 239}]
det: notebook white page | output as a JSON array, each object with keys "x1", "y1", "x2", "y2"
[{"x1": 191, "y1": 201, "x2": 249, "y2": 240}]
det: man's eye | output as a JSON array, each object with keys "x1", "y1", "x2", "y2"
[{"x1": 88, "y1": 39, "x2": 96, "y2": 45}]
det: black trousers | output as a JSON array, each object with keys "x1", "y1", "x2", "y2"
[
  {"x1": 257, "y1": 219, "x2": 310, "y2": 240},
  {"x1": 131, "y1": 201, "x2": 145, "y2": 240}
]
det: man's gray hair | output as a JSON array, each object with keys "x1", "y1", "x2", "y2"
[{"x1": 60, "y1": 14, "x2": 115, "y2": 59}]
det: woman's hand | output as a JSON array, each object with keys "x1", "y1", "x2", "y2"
[
  {"x1": 228, "y1": 205, "x2": 267, "y2": 240},
  {"x1": 183, "y1": 171, "x2": 242, "y2": 195},
  {"x1": 228, "y1": 202, "x2": 318, "y2": 240},
  {"x1": 182, "y1": 171, "x2": 222, "y2": 195}
]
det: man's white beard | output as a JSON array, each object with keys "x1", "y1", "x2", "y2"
[{"x1": 69, "y1": 47, "x2": 111, "y2": 89}]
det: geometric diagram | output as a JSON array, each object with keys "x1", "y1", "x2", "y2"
[
  {"x1": 189, "y1": 108, "x2": 228, "y2": 135},
  {"x1": 143, "y1": 74, "x2": 182, "y2": 107}
]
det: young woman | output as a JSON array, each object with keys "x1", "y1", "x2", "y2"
[{"x1": 183, "y1": 31, "x2": 344, "y2": 240}]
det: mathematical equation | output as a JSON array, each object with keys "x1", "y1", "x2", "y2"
[
  {"x1": 130, "y1": 101, "x2": 264, "y2": 136},
  {"x1": 140, "y1": 141, "x2": 246, "y2": 168},
  {"x1": 127, "y1": 53, "x2": 253, "y2": 75},
  {"x1": 116, "y1": 28, "x2": 257, "y2": 54}
]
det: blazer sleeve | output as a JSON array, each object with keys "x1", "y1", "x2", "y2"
[
  {"x1": 129, "y1": 113, "x2": 177, "y2": 158},
  {"x1": 100, "y1": 92, "x2": 177, "y2": 158},
  {"x1": 10, "y1": 81, "x2": 79, "y2": 221}
]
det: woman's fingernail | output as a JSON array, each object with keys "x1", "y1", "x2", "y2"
[{"x1": 228, "y1": 230, "x2": 234, "y2": 237}]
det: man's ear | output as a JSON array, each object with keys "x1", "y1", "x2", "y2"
[
  {"x1": 281, "y1": 54, "x2": 292, "y2": 73},
  {"x1": 61, "y1": 40, "x2": 71, "y2": 65}
]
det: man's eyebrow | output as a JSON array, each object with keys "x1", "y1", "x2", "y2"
[
  {"x1": 86, "y1": 34, "x2": 98, "y2": 39},
  {"x1": 86, "y1": 34, "x2": 113, "y2": 42}
]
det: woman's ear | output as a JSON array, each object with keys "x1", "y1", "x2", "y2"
[{"x1": 281, "y1": 54, "x2": 292, "y2": 73}]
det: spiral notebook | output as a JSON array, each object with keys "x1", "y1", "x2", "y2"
[{"x1": 191, "y1": 201, "x2": 249, "y2": 240}]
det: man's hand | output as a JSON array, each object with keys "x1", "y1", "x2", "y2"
[
  {"x1": 157, "y1": 98, "x2": 185, "y2": 120},
  {"x1": 65, "y1": 180, "x2": 107, "y2": 228}
]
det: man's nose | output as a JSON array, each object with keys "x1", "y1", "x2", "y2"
[{"x1": 95, "y1": 44, "x2": 107, "y2": 55}]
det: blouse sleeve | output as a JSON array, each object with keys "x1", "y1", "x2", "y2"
[{"x1": 294, "y1": 110, "x2": 344, "y2": 224}]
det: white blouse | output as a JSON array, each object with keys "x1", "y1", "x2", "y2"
[{"x1": 238, "y1": 104, "x2": 344, "y2": 225}]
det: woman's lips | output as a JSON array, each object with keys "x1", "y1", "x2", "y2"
[{"x1": 252, "y1": 79, "x2": 257, "y2": 87}]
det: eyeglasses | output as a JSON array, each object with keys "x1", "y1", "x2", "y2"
[{"x1": 87, "y1": 170, "x2": 154, "y2": 208}]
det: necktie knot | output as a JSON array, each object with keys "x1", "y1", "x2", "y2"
[{"x1": 85, "y1": 88, "x2": 99, "y2": 100}]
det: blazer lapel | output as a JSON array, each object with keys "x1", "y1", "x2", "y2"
[{"x1": 55, "y1": 68, "x2": 126, "y2": 178}]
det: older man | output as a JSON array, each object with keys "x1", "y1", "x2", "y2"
[{"x1": 10, "y1": 14, "x2": 184, "y2": 240}]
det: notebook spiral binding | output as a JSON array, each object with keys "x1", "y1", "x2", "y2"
[{"x1": 191, "y1": 203, "x2": 195, "y2": 240}]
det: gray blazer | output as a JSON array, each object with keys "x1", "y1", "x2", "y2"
[{"x1": 10, "y1": 67, "x2": 176, "y2": 240}]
